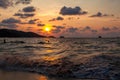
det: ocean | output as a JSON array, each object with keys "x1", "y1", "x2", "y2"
[{"x1": 0, "y1": 38, "x2": 120, "y2": 80}]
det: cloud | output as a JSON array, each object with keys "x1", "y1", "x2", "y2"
[
  {"x1": 14, "y1": 6, "x2": 36, "y2": 18},
  {"x1": 52, "y1": 26, "x2": 65, "y2": 33},
  {"x1": 0, "y1": 0, "x2": 32, "y2": 9},
  {"x1": 22, "y1": 6, "x2": 36, "y2": 12},
  {"x1": 102, "y1": 27, "x2": 111, "y2": 31},
  {"x1": 90, "y1": 12, "x2": 114, "y2": 17},
  {"x1": 91, "y1": 30, "x2": 97, "y2": 33},
  {"x1": 15, "y1": 0, "x2": 32, "y2": 5},
  {"x1": 68, "y1": 17, "x2": 74, "y2": 20},
  {"x1": 56, "y1": 16, "x2": 64, "y2": 20},
  {"x1": 0, "y1": 23, "x2": 18, "y2": 29},
  {"x1": 0, "y1": 0, "x2": 12, "y2": 8},
  {"x1": 14, "y1": 13, "x2": 35, "y2": 18},
  {"x1": 83, "y1": 26, "x2": 91, "y2": 31},
  {"x1": 1, "y1": 18, "x2": 21, "y2": 23},
  {"x1": 52, "y1": 28, "x2": 61, "y2": 33},
  {"x1": 67, "y1": 27, "x2": 78, "y2": 33},
  {"x1": 0, "y1": 17, "x2": 20, "y2": 29},
  {"x1": 37, "y1": 23, "x2": 45, "y2": 26},
  {"x1": 59, "y1": 6, "x2": 88, "y2": 15},
  {"x1": 49, "y1": 16, "x2": 64, "y2": 21},
  {"x1": 28, "y1": 19, "x2": 38, "y2": 24},
  {"x1": 112, "y1": 26, "x2": 119, "y2": 30},
  {"x1": 81, "y1": 26, "x2": 98, "y2": 33},
  {"x1": 53, "y1": 26, "x2": 65, "y2": 29}
]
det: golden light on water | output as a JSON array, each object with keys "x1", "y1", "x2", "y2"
[
  {"x1": 42, "y1": 56, "x2": 59, "y2": 61},
  {"x1": 38, "y1": 75, "x2": 48, "y2": 80}
]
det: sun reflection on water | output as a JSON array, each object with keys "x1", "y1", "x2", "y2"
[
  {"x1": 38, "y1": 75, "x2": 48, "y2": 80},
  {"x1": 42, "y1": 56, "x2": 60, "y2": 61}
]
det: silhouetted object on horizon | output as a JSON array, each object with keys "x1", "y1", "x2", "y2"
[
  {"x1": 60, "y1": 36, "x2": 65, "y2": 38},
  {"x1": 48, "y1": 36, "x2": 56, "y2": 38},
  {"x1": 98, "y1": 36, "x2": 102, "y2": 38},
  {"x1": 10, "y1": 41, "x2": 25, "y2": 43},
  {"x1": 3, "y1": 39, "x2": 6, "y2": 43},
  {"x1": 38, "y1": 41, "x2": 46, "y2": 44},
  {"x1": 46, "y1": 40, "x2": 50, "y2": 43},
  {"x1": 0, "y1": 29, "x2": 46, "y2": 37}
]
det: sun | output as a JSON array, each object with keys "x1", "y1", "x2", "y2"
[
  {"x1": 43, "y1": 24, "x2": 52, "y2": 32},
  {"x1": 45, "y1": 27, "x2": 50, "y2": 32}
]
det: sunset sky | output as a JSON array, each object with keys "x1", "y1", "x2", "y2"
[{"x1": 0, "y1": 0, "x2": 120, "y2": 37}]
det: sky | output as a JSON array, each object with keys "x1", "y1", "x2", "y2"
[{"x1": 0, "y1": 0, "x2": 120, "y2": 37}]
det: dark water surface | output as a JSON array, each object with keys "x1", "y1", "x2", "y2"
[
  {"x1": 0, "y1": 69, "x2": 94, "y2": 80},
  {"x1": 0, "y1": 38, "x2": 120, "y2": 80}
]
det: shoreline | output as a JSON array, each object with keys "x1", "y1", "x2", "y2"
[{"x1": 0, "y1": 53, "x2": 120, "y2": 80}]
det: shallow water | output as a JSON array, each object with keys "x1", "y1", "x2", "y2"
[
  {"x1": 0, "y1": 38, "x2": 120, "y2": 79},
  {"x1": 0, "y1": 69, "x2": 95, "y2": 80}
]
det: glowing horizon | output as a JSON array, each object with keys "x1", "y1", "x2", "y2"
[{"x1": 0, "y1": 0, "x2": 120, "y2": 37}]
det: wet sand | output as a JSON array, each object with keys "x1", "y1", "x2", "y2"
[{"x1": 0, "y1": 69, "x2": 96, "y2": 80}]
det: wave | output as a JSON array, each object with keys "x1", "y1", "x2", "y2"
[{"x1": 0, "y1": 53, "x2": 120, "y2": 80}]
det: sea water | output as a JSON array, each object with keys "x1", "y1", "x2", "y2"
[{"x1": 0, "y1": 38, "x2": 120, "y2": 80}]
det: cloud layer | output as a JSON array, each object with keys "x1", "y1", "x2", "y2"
[{"x1": 14, "y1": 6, "x2": 36, "y2": 18}]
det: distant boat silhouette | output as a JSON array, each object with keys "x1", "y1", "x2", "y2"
[
  {"x1": 60, "y1": 36, "x2": 65, "y2": 38},
  {"x1": 3, "y1": 39, "x2": 6, "y2": 43},
  {"x1": 98, "y1": 36, "x2": 102, "y2": 38}
]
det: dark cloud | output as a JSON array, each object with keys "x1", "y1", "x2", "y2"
[
  {"x1": 68, "y1": 17, "x2": 74, "y2": 20},
  {"x1": 15, "y1": 0, "x2": 32, "y2": 5},
  {"x1": 0, "y1": 0, "x2": 12, "y2": 8},
  {"x1": 56, "y1": 16, "x2": 64, "y2": 20},
  {"x1": 53, "y1": 26, "x2": 65, "y2": 29},
  {"x1": 102, "y1": 27, "x2": 111, "y2": 31},
  {"x1": 37, "y1": 23, "x2": 45, "y2": 26},
  {"x1": 1, "y1": 18, "x2": 21, "y2": 23},
  {"x1": 14, "y1": 13, "x2": 23, "y2": 17},
  {"x1": 59, "y1": 6, "x2": 88, "y2": 15},
  {"x1": 0, "y1": 23, "x2": 18, "y2": 29},
  {"x1": 0, "y1": 0, "x2": 32, "y2": 9},
  {"x1": 28, "y1": 20, "x2": 35, "y2": 24},
  {"x1": 52, "y1": 26, "x2": 65, "y2": 33},
  {"x1": 28, "y1": 19, "x2": 38, "y2": 24},
  {"x1": 22, "y1": 6, "x2": 36, "y2": 12},
  {"x1": 90, "y1": 12, "x2": 114, "y2": 17},
  {"x1": 14, "y1": 6, "x2": 36, "y2": 18},
  {"x1": 81, "y1": 26, "x2": 98, "y2": 33},
  {"x1": 49, "y1": 16, "x2": 64, "y2": 21},
  {"x1": 91, "y1": 30, "x2": 97, "y2": 33},
  {"x1": 112, "y1": 26, "x2": 119, "y2": 30},
  {"x1": 52, "y1": 28, "x2": 61, "y2": 33},
  {"x1": 24, "y1": 13, "x2": 34, "y2": 16},
  {"x1": 101, "y1": 27, "x2": 119, "y2": 32},
  {"x1": 14, "y1": 13, "x2": 35, "y2": 18},
  {"x1": 0, "y1": 17, "x2": 20, "y2": 29},
  {"x1": 67, "y1": 27, "x2": 78, "y2": 33},
  {"x1": 49, "y1": 18, "x2": 56, "y2": 22},
  {"x1": 83, "y1": 26, "x2": 91, "y2": 31}
]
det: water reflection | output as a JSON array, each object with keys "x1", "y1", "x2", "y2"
[
  {"x1": 42, "y1": 56, "x2": 60, "y2": 61},
  {"x1": 0, "y1": 69, "x2": 49, "y2": 80},
  {"x1": 38, "y1": 75, "x2": 48, "y2": 80}
]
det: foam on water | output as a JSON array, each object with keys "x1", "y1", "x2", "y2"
[{"x1": 0, "y1": 38, "x2": 120, "y2": 80}]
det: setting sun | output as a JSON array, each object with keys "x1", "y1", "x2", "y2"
[
  {"x1": 45, "y1": 27, "x2": 50, "y2": 32},
  {"x1": 43, "y1": 24, "x2": 52, "y2": 32}
]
